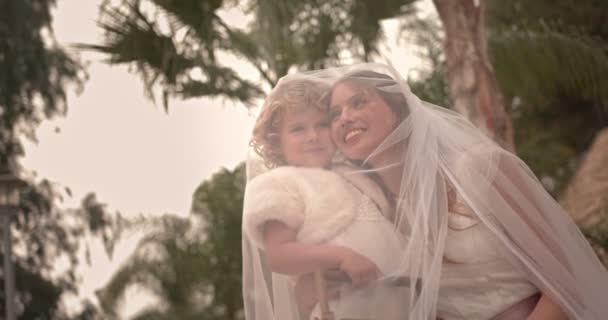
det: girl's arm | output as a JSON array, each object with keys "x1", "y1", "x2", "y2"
[
  {"x1": 263, "y1": 220, "x2": 381, "y2": 286},
  {"x1": 263, "y1": 220, "x2": 343, "y2": 274}
]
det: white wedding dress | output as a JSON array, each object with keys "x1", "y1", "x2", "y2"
[
  {"x1": 437, "y1": 208, "x2": 539, "y2": 320},
  {"x1": 243, "y1": 166, "x2": 409, "y2": 320},
  {"x1": 310, "y1": 192, "x2": 409, "y2": 320}
]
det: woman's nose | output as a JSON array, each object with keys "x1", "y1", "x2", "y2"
[{"x1": 336, "y1": 107, "x2": 354, "y2": 126}]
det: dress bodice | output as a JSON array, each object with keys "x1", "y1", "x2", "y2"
[
  {"x1": 310, "y1": 192, "x2": 409, "y2": 320},
  {"x1": 438, "y1": 197, "x2": 538, "y2": 320}
]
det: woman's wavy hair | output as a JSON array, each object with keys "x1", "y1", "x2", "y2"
[{"x1": 325, "y1": 70, "x2": 410, "y2": 121}]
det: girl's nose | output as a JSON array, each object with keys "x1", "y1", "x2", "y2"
[{"x1": 305, "y1": 128, "x2": 320, "y2": 141}]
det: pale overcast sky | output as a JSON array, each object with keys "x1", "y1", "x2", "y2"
[
  {"x1": 22, "y1": 1, "x2": 425, "y2": 217},
  {"x1": 22, "y1": 1, "x2": 259, "y2": 216}
]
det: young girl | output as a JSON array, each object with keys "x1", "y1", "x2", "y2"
[{"x1": 242, "y1": 76, "x2": 409, "y2": 320}]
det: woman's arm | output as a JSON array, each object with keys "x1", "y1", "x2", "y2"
[{"x1": 527, "y1": 294, "x2": 569, "y2": 320}]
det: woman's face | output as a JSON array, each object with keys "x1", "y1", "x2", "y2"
[{"x1": 328, "y1": 82, "x2": 398, "y2": 161}]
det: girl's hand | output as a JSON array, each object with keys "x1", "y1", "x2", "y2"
[
  {"x1": 294, "y1": 273, "x2": 340, "y2": 314},
  {"x1": 337, "y1": 247, "x2": 382, "y2": 287}
]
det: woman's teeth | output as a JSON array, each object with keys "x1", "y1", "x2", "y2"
[{"x1": 344, "y1": 128, "x2": 365, "y2": 143}]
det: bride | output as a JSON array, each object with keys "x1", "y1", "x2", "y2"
[{"x1": 242, "y1": 62, "x2": 608, "y2": 319}]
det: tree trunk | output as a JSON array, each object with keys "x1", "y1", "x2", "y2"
[
  {"x1": 560, "y1": 128, "x2": 608, "y2": 227},
  {"x1": 560, "y1": 128, "x2": 608, "y2": 265},
  {"x1": 433, "y1": 0, "x2": 514, "y2": 150}
]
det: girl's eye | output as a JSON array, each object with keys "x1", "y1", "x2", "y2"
[
  {"x1": 290, "y1": 126, "x2": 304, "y2": 132},
  {"x1": 319, "y1": 120, "x2": 330, "y2": 128}
]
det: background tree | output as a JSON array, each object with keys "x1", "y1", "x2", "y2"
[
  {"x1": 486, "y1": 0, "x2": 608, "y2": 194},
  {"x1": 433, "y1": 0, "x2": 514, "y2": 150},
  {"x1": 82, "y1": 0, "x2": 417, "y2": 109},
  {"x1": 402, "y1": 0, "x2": 608, "y2": 197},
  {"x1": 485, "y1": 1, "x2": 608, "y2": 259},
  {"x1": 423, "y1": 0, "x2": 608, "y2": 261},
  {"x1": 1, "y1": 1, "x2": 120, "y2": 318},
  {"x1": 97, "y1": 164, "x2": 245, "y2": 320}
]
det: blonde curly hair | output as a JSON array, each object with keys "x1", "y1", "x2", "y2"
[{"x1": 250, "y1": 78, "x2": 331, "y2": 168}]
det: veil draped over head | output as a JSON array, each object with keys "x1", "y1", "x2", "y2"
[{"x1": 241, "y1": 62, "x2": 608, "y2": 320}]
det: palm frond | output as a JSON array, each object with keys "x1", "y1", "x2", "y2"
[
  {"x1": 150, "y1": 0, "x2": 223, "y2": 46},
  {"x1": 97, "y1": 213, "x2": 217, "y2": 318},
  {"x1": 97, "y1": 256, "x2": 169, "y2": 316},
  {"x1": 129, "y1": 307, "x2": 168, "y2": 320},
  {"x1": 491, "y1": 28, "x2": 608, "y2": 122},
  {"x1": 78, "y1": 0, "x2": 263, "y2": 108}
]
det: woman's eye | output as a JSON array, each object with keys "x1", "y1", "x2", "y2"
[
  {"x1": 290, "y1": 126, "x2": 304, "y2": 132},
  {"x1": 319, "y1": 120, "x2": 330, "y2": 128},
  {"x1": 352, "y1": 95, "x2": 367, "y2": 109},
  {"x1": 328, "y1": 110, "x2": 340, "y2": 122}
]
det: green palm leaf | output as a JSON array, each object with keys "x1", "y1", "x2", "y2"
[{"x1": 491, "y1": 28, "x2": 608, "y2": 119}]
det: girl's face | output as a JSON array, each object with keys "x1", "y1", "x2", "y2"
[
  {"x1": 328, "y1": 83, "x2": 398, "y2": 161},
  {"x1": 278, "y1": 108, "x2": 336, "y2": 168}
]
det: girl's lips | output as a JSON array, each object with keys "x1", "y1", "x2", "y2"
[{"x1": 304, "y1": 147, "x2": 327, "y2": 153}]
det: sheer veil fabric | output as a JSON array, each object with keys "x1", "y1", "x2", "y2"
[{"x1": 241, "y1": 62, "x2": 608, "y2": 319}]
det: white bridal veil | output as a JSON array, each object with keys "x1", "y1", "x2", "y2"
[{"x1": 242, "y1": 62, "x2": 608, "y2": 320}]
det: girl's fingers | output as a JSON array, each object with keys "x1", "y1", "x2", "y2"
[{"x1": 327, "y1": 287, "x2": 341, "y2": 299}]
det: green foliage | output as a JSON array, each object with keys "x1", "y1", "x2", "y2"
[
  {"x1": 400, "y1": 10, "x2": 450, "y2": 107},
  {"x1": 98, "y1": 215, "x2": 209, "y2": 319},
  {"x1": 0, "y1": 182, "x2": 119, "y2": 319},
  {"x1": 244, "y1": 0, "x2": 416, "y2": 75},
  {"x1": 98, "y1": 164, "x2": 246, "y2": 320},
  {"x1": 486, "y1": 0, "x2": 608, "y2": 194},
  {"x1": 0, "y1": 0, "x2": 85, "y2": 167},
  {"x1": 0, "y1": 1, "x2": 120, "y2": 318},
  {"x1": 399, "y1": 1, "x2": 608, "y2": 196},
  {"x1": 583, "y1": 214, "x2": 608, "y2": 267},
  {"x1": 87, "y1": 0, "x2": 418, "y2": 109},
  {"x1": 487, "y1": 0, "x2": 608, "y2": 42},
  {"x1": 78, "y1": 0, "x2": 262, "y2": 110},
  {"x1": 190, "y1": 164, "x2": 245, "y2": 319},
  {"x1": 12, "y1": 263, "x2": 62, "y2": 319}
]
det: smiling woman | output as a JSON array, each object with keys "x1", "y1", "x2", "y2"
[{"x1": 327, "y1": 73, "x2": 405, "y2": 165}]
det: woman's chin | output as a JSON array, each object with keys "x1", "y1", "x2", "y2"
[
  {"x1": 341, "y1": 150, "x2": 369, "y2": 163},
  {"x1": 339, "y1": 142, "x2": 375, "y2": 162}
]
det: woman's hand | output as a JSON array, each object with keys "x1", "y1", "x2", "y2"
[
  {"x1": 336, "y1": 247, "x2": 382, "y2": 287},
  {"x1": 526, "y1": 294, "x2": 569, "y2": 320}
]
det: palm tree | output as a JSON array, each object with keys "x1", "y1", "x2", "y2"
[
  {"x1": 407, "y1": 0, "x2": 608, "y2": 194},
  {"x1": 82, "y1": 0, "x2": 417, "y2": 110},
  {"x1": 97, "y1": 164, "x2": 246, "y2": 319}
]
